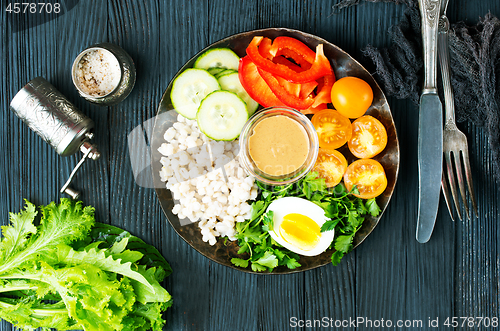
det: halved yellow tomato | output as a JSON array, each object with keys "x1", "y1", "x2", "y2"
[
  {"x1": 311, "y1": 109, "x2": 352, "y2": 150},
  {"x1": 343, "y1": 159, "x2": 387, "y2": 199},
  {"x1": 348, "y1": 115, "x2": 388, "y2": 159},
  {"x1": 313, "y1": 149, "x2": 348, "y2": 188}
]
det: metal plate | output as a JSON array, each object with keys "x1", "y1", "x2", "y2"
[{"x1": 151, "y1": 28, "x2": 400, "y2": 274}]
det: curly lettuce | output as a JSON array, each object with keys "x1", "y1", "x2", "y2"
[{"x1": 0, "y1": 199, "x2": 172, "y2": 331}]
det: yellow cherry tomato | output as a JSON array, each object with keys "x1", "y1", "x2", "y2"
[
  {"x1": 313, "y1": 149, "x2": 348, "y2": 188},
  {"x1": 330, "y1": 77, "x2": 373, "y2": 119},
  {"x1": 344, "y1": 159, "x2": 387, "y2": 199},
  {"x1": 348, "y1": 115, "x2": 388, "y2": 159},
  {"x1": 311, "y1": 109, "x2": 352, "y2": 150}
]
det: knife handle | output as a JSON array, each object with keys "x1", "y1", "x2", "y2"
[{"x1": 418, "y1": 0, "x2": 442, "y2": 93}]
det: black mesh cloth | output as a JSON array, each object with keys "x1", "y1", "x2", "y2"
[{"x1": 334, "y1": 0, "x2": 500, "y2": 184}]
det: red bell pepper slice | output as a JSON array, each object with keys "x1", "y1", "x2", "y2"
[
  {"x1": 258, "y1": 38, "x2": 304, "y2": 96},
  {"x1": 271, "y1": 56, "x2": 302, "y2": 97},
  {"x1": 269, "y1": 36, "x2": 316, "y2": 65},
  {"x1": 300, "y1": 81, "x2": 319, "y2": 99},
  {"x1": 238, "y1": 56, "x2": 286, "y2": 108},
  {"x1": 301, "y1": 102, "x2": 328, "y2": 115},
  {"x1": 258, "y1": 37, "x2": 273, "y2": 60},
  {"x1": 246, "y1": 36, "x2": 333, "y2": 83},
  {"x1": 275, "y1": 75, "x2": 301, "y2": 98},
  {"x1": 263, "y1": 41, "x2": 321, "y2": 98},
  {"x1": 258, "y1": 67, "x2": 315, "y2": 110},
  {"x1": 272, "y1": 56, "x2": 318, "y2": 98},
  {"x1": 276, "y1": 48, "x2": 312, "y2": 69},
  {"x1": 272, "y1": 55, "x2": 302, "y2": 70}
]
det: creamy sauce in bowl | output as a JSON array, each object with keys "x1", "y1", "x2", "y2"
[{"x1": 248, "y1": 115, "x2": 310, "y2": 176}]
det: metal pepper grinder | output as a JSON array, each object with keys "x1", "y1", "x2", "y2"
[{"x1": 10, "y1": 77, "x2": 100, "y2": 200}]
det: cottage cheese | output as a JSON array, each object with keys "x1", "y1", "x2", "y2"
[{"x1": 158, "y1": 114, "x2": 258, "y2": 245}]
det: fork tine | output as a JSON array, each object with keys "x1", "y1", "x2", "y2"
[
  {"x1": 441, "y1": 172, "x2": 455, "y2": 221},
  {"x1": 461, "y1": 148, "x2": 479, "y2": 217},
  {"x1": 445, "y1": 152, "x2": 463, "y2": 221},
  {"x1": 453, "y1": 150, "x2": 470, "y2": 219}
]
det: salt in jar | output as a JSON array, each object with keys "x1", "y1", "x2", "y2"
[{"x1": 72, "y1": 43, "x2": 136, "y2": 105}]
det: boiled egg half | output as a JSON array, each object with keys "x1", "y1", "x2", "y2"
[{"x1": 267, "y1": 197, "x2": 334, "y2": 256}]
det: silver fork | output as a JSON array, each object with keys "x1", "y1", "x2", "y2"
[{"x1": 438, "y1": 2, "x2": 478, "y2": 221}]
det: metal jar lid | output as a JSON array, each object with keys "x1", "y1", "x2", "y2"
[{"x1": 71, "y1": 43, "x2": 136, "y2": 106}]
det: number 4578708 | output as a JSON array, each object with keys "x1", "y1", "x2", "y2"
[
  {"x1": 5, "y1": 2, "x2": 61, "y2": 14},
  {"x1": 443, "y1": 317, "x2": 498, "y2": 328}
]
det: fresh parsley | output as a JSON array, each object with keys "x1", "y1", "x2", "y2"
[
  {"x1": 231, "y1": 206, "x2": 302, "y2": 273},
  {"x1": 231, "y1": 172, "x2": 381, "y2": 272}
]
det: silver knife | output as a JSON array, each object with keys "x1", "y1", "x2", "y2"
[{"x1": 416, "y1": 0, "x2": 443, "y2": 243}]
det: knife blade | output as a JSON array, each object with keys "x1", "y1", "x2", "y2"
[{"x1": 416, "y1": 0, "x2": 443, "y2": 243}]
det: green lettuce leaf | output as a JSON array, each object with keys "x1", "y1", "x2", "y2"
[
  {"x1": 0, "y1": 200, "x2": 37, "y2": 263},
  {"x1": 0, "y1": 199, "x2": 94, "y2": 275},
  {"x1": 129, "y1": 265, "x2": 172, "y2": 305},
  {"x1": 37, "y1": 262, "x2": 137, "y2": 331},
  {"x1": 56, "y1": 243, "x2": 154, "y2": 292},
  {"x1": 74, "y1": 222, "x2": 172, "y2": 278},
  {"x1": 130, "y1": 301, "x2": 172, "y2": 331},
  {"x1": 0, "y1": 298, "x2": 79, "y2": 331},
  {"x1": 0, "y1": 199, "x2": 173, "y2": 331}
]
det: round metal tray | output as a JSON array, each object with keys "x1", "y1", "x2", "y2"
[{"x1": 151, "y1": 28, "x2": 400, "y2": 274}]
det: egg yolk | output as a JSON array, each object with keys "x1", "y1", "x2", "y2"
[{"x1": 279, "y1": 213, "x2": 321, "y2": 251}]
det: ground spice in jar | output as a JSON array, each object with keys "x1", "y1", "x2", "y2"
[{"x1": 75, "y1": 49, "x2": 121, "y2": 97}]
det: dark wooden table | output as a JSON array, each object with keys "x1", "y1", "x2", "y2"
[{"x1": 1, "y1": 1, "x2": 499, "y2": 330}]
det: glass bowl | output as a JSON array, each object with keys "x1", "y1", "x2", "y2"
[{"x1": 239, "y1": 107, "x2": 319, "y2": 186}]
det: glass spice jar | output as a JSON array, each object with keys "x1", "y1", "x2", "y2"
[{"x1": 71, "y1": 43, "x2": 136, "y2": 106}]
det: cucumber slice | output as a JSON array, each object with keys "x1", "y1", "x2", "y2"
[
  {"x1": 218, "y1": 72, "x2": 259, "y2": 115},
  {"x1": 215, "y1": 69, "x2": 237, "y2": 79},
  {"x1": 197, "y1": 91, "x2": 249, "y2": 141},
  {"x1": 170, "y1": 68, "x2": 220, "y2": 119},
  {"x1": 194, "y1": 48, "x2": 240, "y2": 71}
]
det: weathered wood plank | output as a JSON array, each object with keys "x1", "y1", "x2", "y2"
[
  {"x1": 1, "y1": 2, "x2": 107, "y2": 330},
  {"x1": 302, "y1": 1, "x2": 358, "y2": 330},
  {"x1": 330, "y1": 0, "x2": 465, "y2": 326},
  {"x1": 346, "y1": 3, "x2": 431, "y2": 328},
  {"x1": 449, "y1": 0, "x2": 500, "y2": 325},
  {"x1": 207, "y1": 2, "x2": 306, "y2": 330},
  {"x1": 5, "y1": 3, "x2": 60, "y2": 210},
  {"x1": 204, "y1": 1, "x2": 262, "y2": 330},
  {"x1": 55, "y1": 1, "x2": 110, "y2": 222},
  {"x1": 154, "y1": 1, "x2": 212, "y2": 330},
  {"x1": 0, "y1": 3, "x2": 14, "y2": 331}
]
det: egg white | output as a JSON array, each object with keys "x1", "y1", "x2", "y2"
[{"x1": 267, "y1": 197, "x2": 335, "y2": 256}]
